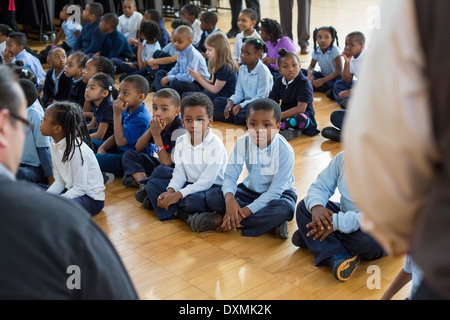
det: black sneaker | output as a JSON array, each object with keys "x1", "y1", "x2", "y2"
[
  {"x1": 331, "y1": 254, "x2": 360, "y2": 281},
  {"x1": 291, "y1": 230, "x2": 308, "y2": 248},
  {"x1": 191, "y1": 211, "x2": 222, "y2": 232},
  {"x1": 102, "y1": 172, "x2": 115, "y2": 184},
  {"x1": 321, "y1": 126, "x2": 341, "y2": 142},
  {"x1": 122, "y1": 175, "x2": 138, "y2": 188},
  {"x1": 226, "y1": 29, "x2": 239, "y2": 38},
  {"x1": 135, "y1": 185, "x2": 147, "y2": 203},
  {"x1": 142, "y1": 196, "x2": 153, "y2": 210},
  {"x1": 279, "y1": 129, "x2": 302, "y2": 141},
  {"x1": 326, "y1": 89, "x2": 336, "y2": 100}
]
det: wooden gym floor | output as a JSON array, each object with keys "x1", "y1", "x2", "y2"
[{"x1": 30, "y1": 0, "x2": 411, "y2": 300}]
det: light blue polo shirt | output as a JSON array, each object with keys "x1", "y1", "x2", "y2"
[
  {"x1": 20, "y1": 101, "x2": 51, "y2": 167},
  {"x1": 62, "y1": 20, "x2": 83, "y2": 48},
  {"x1": 312, "y1": 45, "x2": 342, "y2": 76}
]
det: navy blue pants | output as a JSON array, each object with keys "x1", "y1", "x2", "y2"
[
  {"x1": 295, "y1": 200, "x2": 385, "y2": 266},
  {"x1": 92, "y1": 139, "x2": 125, "y2": 177},
  {"x1": 213, "y1": 96, "x2": 247, "y2": 125},
  {"x1": 145, "y1": 165, "x2": 221, "y2": 221},
  {"x1": 330, "y1": 110, "x2": 346, "y2": 130},
  {"x1": 332, "y1": 78, "x2": 353, "y2": 107},
  {"x1": 301, "y1": 69, "x2": 341, "y2": 92},
  {"x1": 122, "y1": 149, "x2": 161, "y2": 177},
  {"x1": 154, "y1": 70, "x2": 203, "y2": 97},
  {"x1": 17, "y1": 164, "x2": 46, "y2": 183},
  {"x1": 36, "y1": 183, "x2": 104, "y2": 216},
  {"x1": 206, "y1": 184, "x2": 297, "y2": 237}
]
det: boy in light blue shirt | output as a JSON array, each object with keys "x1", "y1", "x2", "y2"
[
  {"x1": 293, "y1": 151, "x2": 385, "y2": 281},
  {"x1": 154, "y1": 25, "x2": 209, "y2": 96},
  {"x1": 189, "y1": 98, "x2": 297, "y2": 239},
  {"x1": 4, "y1": 32, "x2": 46, "y2": 87},
  {"x1": 16, "y1": 79, "x2": 53, "y2": 184},
  {"x1": 55, "y1": 4, "x2": 83, "y2": 53}
]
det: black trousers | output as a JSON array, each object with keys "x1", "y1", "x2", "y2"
[{"x1": 229, "y1": 0, "x2": 260, "y2": 31}]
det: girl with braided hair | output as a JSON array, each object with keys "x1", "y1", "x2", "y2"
[
  {"x1": 40, "y1": 101, "x2": 105, "y2": 216},
  {"x1": 302, "y1": 26, "x2": 343, "y2": 96}
]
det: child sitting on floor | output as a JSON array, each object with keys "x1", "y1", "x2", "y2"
[
  {"x1": 121, "y1": 88, "x2": 184, "y2": 196},
  {"x1": 189, "y1": 98, "x2": 297, "y2": 239},
  {"x1": 40, "y1": 101, "x2": 105, "y2": 216},
  {"x1": 293, "y1": 151, "x2": 385, "y2": 281},
  {"x1": 269, "y1": 48, "x2": 319, "y2": 140},
  {"x1": 215, "y1": 37, "x2": 272, "y2": 125},
  {"x1": 42, "y1": 46, "x2": 72, "y2": 108},
  {"x1": 154, "y1": 25, "x2": 209, "y2": 97},
  {"x1": 94, "y1": 75, "x2": 152, "y2": 178},
  {"x1": 145, "y1": 92, "x2": 227, "y2": 221}
]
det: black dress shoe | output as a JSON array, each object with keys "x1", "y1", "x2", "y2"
[
  {"x1": 226, "y1": 29, "x2": 239, "y2": 38},
  {"x1": 321, "y1": 126, "x2": 341, "y2": 142}
]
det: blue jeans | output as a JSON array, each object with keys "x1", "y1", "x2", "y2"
[
  {"x1": 145, "y1": 165, "x2": 221, "y2": 221},
  {"x1": 295, "y1": 200, "x2": 385, "y2": 266},
  {"x1": 17, "y1": 164, "x2": 46, "y2": 183},
  {"x1": 206, "y1": 184, "x2": 297, "y2": 237}
]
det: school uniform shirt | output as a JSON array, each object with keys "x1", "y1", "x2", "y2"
[
  {"x1": 211, "y1": 64, "x2": 238, "y2": 98},
  {"x1": 228, "y1": 60, "x2": 273, "y2": 110},
  {"x1": 117, "y1": 11, "x2": 143, "y2": 40},
  {"x1": 304, "y1": 152, "x2": 361, "y2": 234},
  {"x1": 142, "y1": 40, "x2": 161, "y2": 62},
  {"x1": 61, "y1": 20, "x2": 82, "y2": 49},
  {"x1": 93, "y1": 96, "x2": 114, "y2": 140},
  {"x1": 269, "y1": 72, "x2": 319, "y2": 136},
  {"x1": 148, "y1": 115, "x2": 184, "y2": 155},
  {"x1": 100, "y1": 29, "x2": 133, "y2": 60},
  {"x1": 265, "y1": 36, "x2": 296, "y2": 71},
  {"x1": 311, "y1": 45, "x2": 342, "y2": 77},
  {"x1": 349, "y1": 48, "x2": 366, "y2": 80},
  {"x1": 167, "y1": 44, "x2": 210, "y2": 83},
  {"x1": 47, "y1": 138, "x2": 105, "y2": 201},
  {"x1": 13, "y1": 49, "x2": 46, "y2": 86},
  {"x1": 120, "y1": 103, "x2": 152, "y2": 153},
  {"x1": 222, "y1": 133, "x2": 295, "y2": 214},
  {"x1": 196, "y1": 27, "x2": 219, "y2": 53},
  {"x1": 168, "y1": 128, "x2": 227, "y2": 198},
  {"x1": 72, "y1": 18, "x2": 106, "y2": 55},
  {"x1": 192, "y1": 19, "x2": 202, "y2": 46},
  {"x1": 68, "y1": 77, "x2": 86, "y2": 108},
  {"x1": 42, "y1": 68, "x2": 72, "y2": 106},
  {"x1": 20, "y1": 100, "x2": 51, "y2": 168},
  {"x1": 161, "y1": 42, "x2": 178, "y2": 57},
  {"x1": 233, "y1": 30, "x2": 261, "y2": 64}
]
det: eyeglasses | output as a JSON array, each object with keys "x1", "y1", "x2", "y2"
[{"x1": 9, "y1": 112, "x2": 34, "y2": 135}]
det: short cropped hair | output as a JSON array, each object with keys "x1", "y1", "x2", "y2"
[
  {"x1": 181, "y1": 4, "x2": 200, "y2": 19},
  {"x1": 171, "y1": 19, "x2": 192, "y2": 29},
  {"x1": 347, "y1": 31, "x2": 366, "y2": 45},
  {"x1": 102, "y1": 13, "x2": 119, "y2": 29},
  {"x1": 174, "y1": 25, "x2": 193, "y2": 40},
  {"x1": 246, "y1": 98, "x2": 282, "y2": 123},
  {"x1": 121, "y1": 74, "x2": 149, "y2": 97},
  {"x1": 154, "y1": 88, "x2": 180, "y2": 109},
  {"x1": 180, "y1": 92, "x2": 214, "y2": 118},
  {"x1": 18, "y1": 79, "x2": 38, "y2": 107},
  {"x1": 8, "y1": 32, "x2": 27, "y2": 47},
  {"x1": 200, "y1": 11, "x2": 218, "y2": 26},
  {"x1": 0, "y1": 24, "x2": 13, "y2": 37},
  {"x1": 87, "y1": 2, "x2": 104, "y2": 18}
]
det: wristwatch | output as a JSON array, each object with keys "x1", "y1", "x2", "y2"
[{"x1": 154, "y1": 145, "x2": 169, "y2": 153}]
